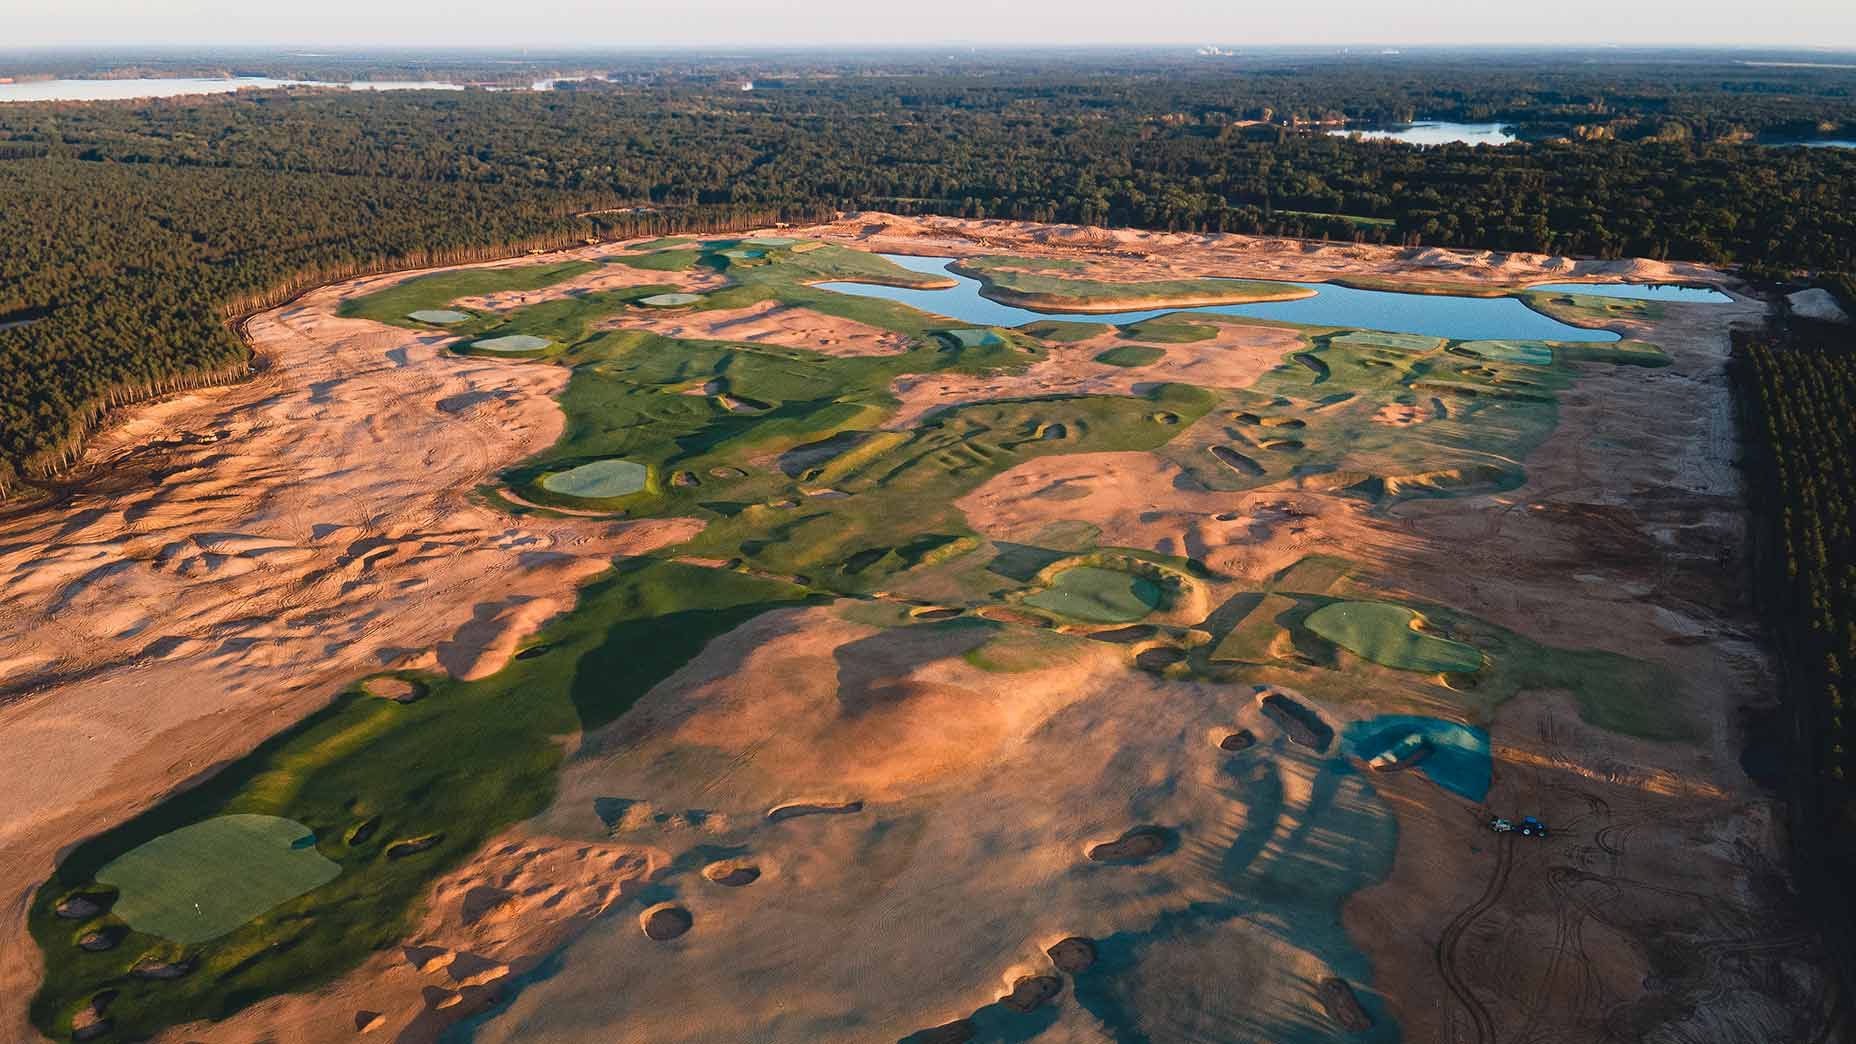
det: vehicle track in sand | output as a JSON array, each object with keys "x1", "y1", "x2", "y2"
[{"x1": 1436, "y1": 829, "x2": 1512, "y2": 1044}]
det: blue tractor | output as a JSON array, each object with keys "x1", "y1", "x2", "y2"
[{"x1": 1488, "y1": 815, "x2": 1549, "y2": 838}]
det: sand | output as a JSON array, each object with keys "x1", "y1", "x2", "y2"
[
  {"x1": 596, "y1": 298, "x2": 915, "y2": 356},
  {"x1": 0, "y1": 248, "x2": 698, "y2": 1042},
  {"x1": 1, "y1": 220, "x2": 1832, "y2": 1044}
]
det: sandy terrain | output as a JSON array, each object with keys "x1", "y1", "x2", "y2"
[
  {"x1": 0, "y1": 254, "x2": 696, "y2": 1042},
  {"x1": 599, "y1": 298, "x2": 915, "y2": 356},
  {"x1": 3, "y1": 219, "x2": 1834, "y2": 1044},
  {"x1": 806, "y1": 212, "x2": 1730, "y2": 293},
  {"x1": 886, "y1": 323, "x2": 1307, "y2": 429}
]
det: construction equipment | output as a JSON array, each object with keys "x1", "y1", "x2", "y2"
[{"x1": 1488, "y1": 815, "x2": 1549, "y2": 838}]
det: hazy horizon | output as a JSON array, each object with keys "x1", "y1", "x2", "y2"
[{"x1": 5, "y1": 0, "x2": 1854, "y2": 51}]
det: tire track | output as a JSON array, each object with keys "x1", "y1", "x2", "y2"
[{"x1": 1437, "y1": 831, "x2": 1513, "y2": 1044}]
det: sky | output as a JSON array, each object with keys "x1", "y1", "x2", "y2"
[{"x1": 4, "y1": 0, "x2": 1854, "y2": 50}]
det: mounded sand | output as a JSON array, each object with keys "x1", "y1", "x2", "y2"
[{"x1": 0, "y1": 221, "x2": 1829, "y2": 1044}]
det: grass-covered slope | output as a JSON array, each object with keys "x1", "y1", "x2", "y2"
[{"x1": 951, "y1": 255, "x2": 1312, "y2": 313}]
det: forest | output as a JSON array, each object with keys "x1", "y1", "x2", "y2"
[{"x1": 2, "y1": 53, "x2": 1855, "y2": 496}]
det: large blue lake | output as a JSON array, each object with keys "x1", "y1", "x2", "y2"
[
  {"x1": 817, "y1": 255, "x2": 1649, "y2": 342},
  {"x1": 1327, "y1": 121, "x2": 1519, "y2": 146}
]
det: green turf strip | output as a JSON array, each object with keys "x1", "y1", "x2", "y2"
[
  {"x1": 1023, "y1": 566, "x2": 1162, "y2": 623},
  {"x1": 1306, "y1": 601, "x2": 1483, "y2": 673},
  {"x1": 98, "y1": 815, "x2": 339, "y2": 945},
  {"x1": 1094, "y1": 345, "x2": 1165, "y2": 367}
]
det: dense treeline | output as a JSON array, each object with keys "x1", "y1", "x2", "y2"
[
  {"x1": 0, "y1": 154, "x2": 821, "y2": 495},
  {"x1": 1734, "y1": 323, "x2": 1856, "y2": 979},
  {"x1": 2, "y1": 59, "x2": 1855, "y2": 495}
]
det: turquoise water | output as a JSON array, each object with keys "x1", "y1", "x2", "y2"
[
  {"x1": 1341, "y1": 715, "x2": 1491, "y2": 801},
  {"x1": 1529, "y1": 281, "x2": 1732, "y2": 304},
  {"x1": 818, "y1": 255, "x2": 1624, "y2": 342},
  {"x1": 1328, "y1": 122, "x2": 1518, "y2": 146}
]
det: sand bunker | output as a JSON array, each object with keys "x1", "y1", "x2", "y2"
[
  {"x1": 539, "y1": 459, "x2": 649, "y2": 499},
  {"x1": 640, "y1": 903, "x2": 693, "y2": 941},
  {"x1": 1086, "y1": 825, "x2": 1178, "y2": 864},
  {"x1": 1256, "y1": 688, "x2": 1335, "y2": 752},
  {"x1": 96, "y1": 815, "x2": 339, "y2": 944},
  {"x1": 767, "y1": 800, "x2": 864, "y2": 822}
]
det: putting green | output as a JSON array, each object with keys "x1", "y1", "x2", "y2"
[
  {"x1": 407, "y1": 309, "x2": 472, "y2": 325},
  {"x1": 1024, "y1": 566, "x2": 1162, "y2": 623},
  {"x1": 471, "y1": 334, "x2": 552, "y2": 353},
  {"x1": 95, "y1": 815, "x2": 339, "y2": 945},
  {"x1": 1307, "y1": 601, "x2": 1484, "y2": 673},
  {"x1": 1459, "y1": 340, "x2": 1554, "y2": 366},
  {"x1": 540, "y1": 459, "x2": 649, "y2": 498},
  {"x1": 639, "y1": 293, "x2": 704, "y2": 307}
]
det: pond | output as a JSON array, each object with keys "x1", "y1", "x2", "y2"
[
  {"x1": 1327, "y1": 121, "x2": 1518, "y2": 146},
  {"x1": 817, "y1": 255, "x2": 1628, "y2": 342},
  {"x1": 1528, "y1": 281, "x2": 1733, "y2": 304}
]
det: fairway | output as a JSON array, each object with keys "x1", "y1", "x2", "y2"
[
  {"x1": 540, "y1": 459, "x2": 649, "y2": 498},
  {"x1": 96, "y1": 815, "x2": 339, "y2": 945},
  {"x1": 1307, "y1": 601, "x2": 1484, "y2": 673},
  {"x1": 1024, "y1": 565, "x2": 1162, "y2": 622},
  {"x1": 639, "y1": 292, "x2": 704, "y2": 307}
]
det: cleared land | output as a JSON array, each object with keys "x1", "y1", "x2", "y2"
[{"x1": 3, "y1": 219, "x2": 1826, "y2": 1044}]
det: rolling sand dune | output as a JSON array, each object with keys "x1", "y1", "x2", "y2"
[
  {"x1": 818, "y1": 212, "x2": 1724, "y2": 292},
  {"x1": 1, "y1": 221, "x2": 1829, "y2": 1044},
  {"x1": 0, "y1": 261, "x2": 697, "y2": 1040}
]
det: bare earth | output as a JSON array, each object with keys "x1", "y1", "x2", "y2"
[{"x1": 0, "y1": 219, "x2": 1833, "y2": 1043}]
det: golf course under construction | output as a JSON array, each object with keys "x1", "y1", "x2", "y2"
[{"x1": 0, "y1": 214, "x2": 1833, "y2": 1044}]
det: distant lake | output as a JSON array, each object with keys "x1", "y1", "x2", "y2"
[
  {"x1": 0, "y1": 77, "x2": 467, "y2": 103},
  {"x1": 1767, "y1": 140, "x2": 1856, "y2": 150},
  {"x1": 818, "y1": 255, "x2": 1629, "y2": 343},
  {"x1": 1329, "y1": 122, "x2": 1518, "y2": 146}
]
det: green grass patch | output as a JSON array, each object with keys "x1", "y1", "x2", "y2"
[
  {"x1": 97, "y1": 815, "x2": 340, "y2": 945},
  {"x1": 407, "y1": 309, "x2": 472, "y2": 325},
  {"x1": 539, "y1": 459, "x2": 649, "y2": 499},
  {"x1": 1020, "y1": 320, "x2": 1113, "y2": 342},
  {"x1": 638, "y1": 292, "x2": 704, "y2": 307},
  {"x1": 1521, "y1": 290, "x2": 1664, "y2": 326},
  {"x1": 1023, "y1": 565, "x2": 1163, "y2": 623},
  {"x1": 336, "y1": 261, "x2": 597, "y2": 328},
  {"x1": 615, "y1": 250, "x2": 702, "y2": 272},
  {"x1": 1306, "y1": 601, "x2": 1484, "y2": 673},
  {"x1": 29, "y1": 562, "x2": 813, "y2": 1042},
  {"x1": 952, "y1": 255, "x2": 1305, "y2": 312},
  {"x1": 1094, "y1": 345, "x2": 1166, "y2": 367},
  {"x1": 468, "y1": 334, "x2": 553, "y2": 354},
  {"x1": 1117, "y1": 318, "x2": 1219, "y2": 343},
  {"x1": 1210, "y1": 592, "x2": 1296, "y2": 664}
]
